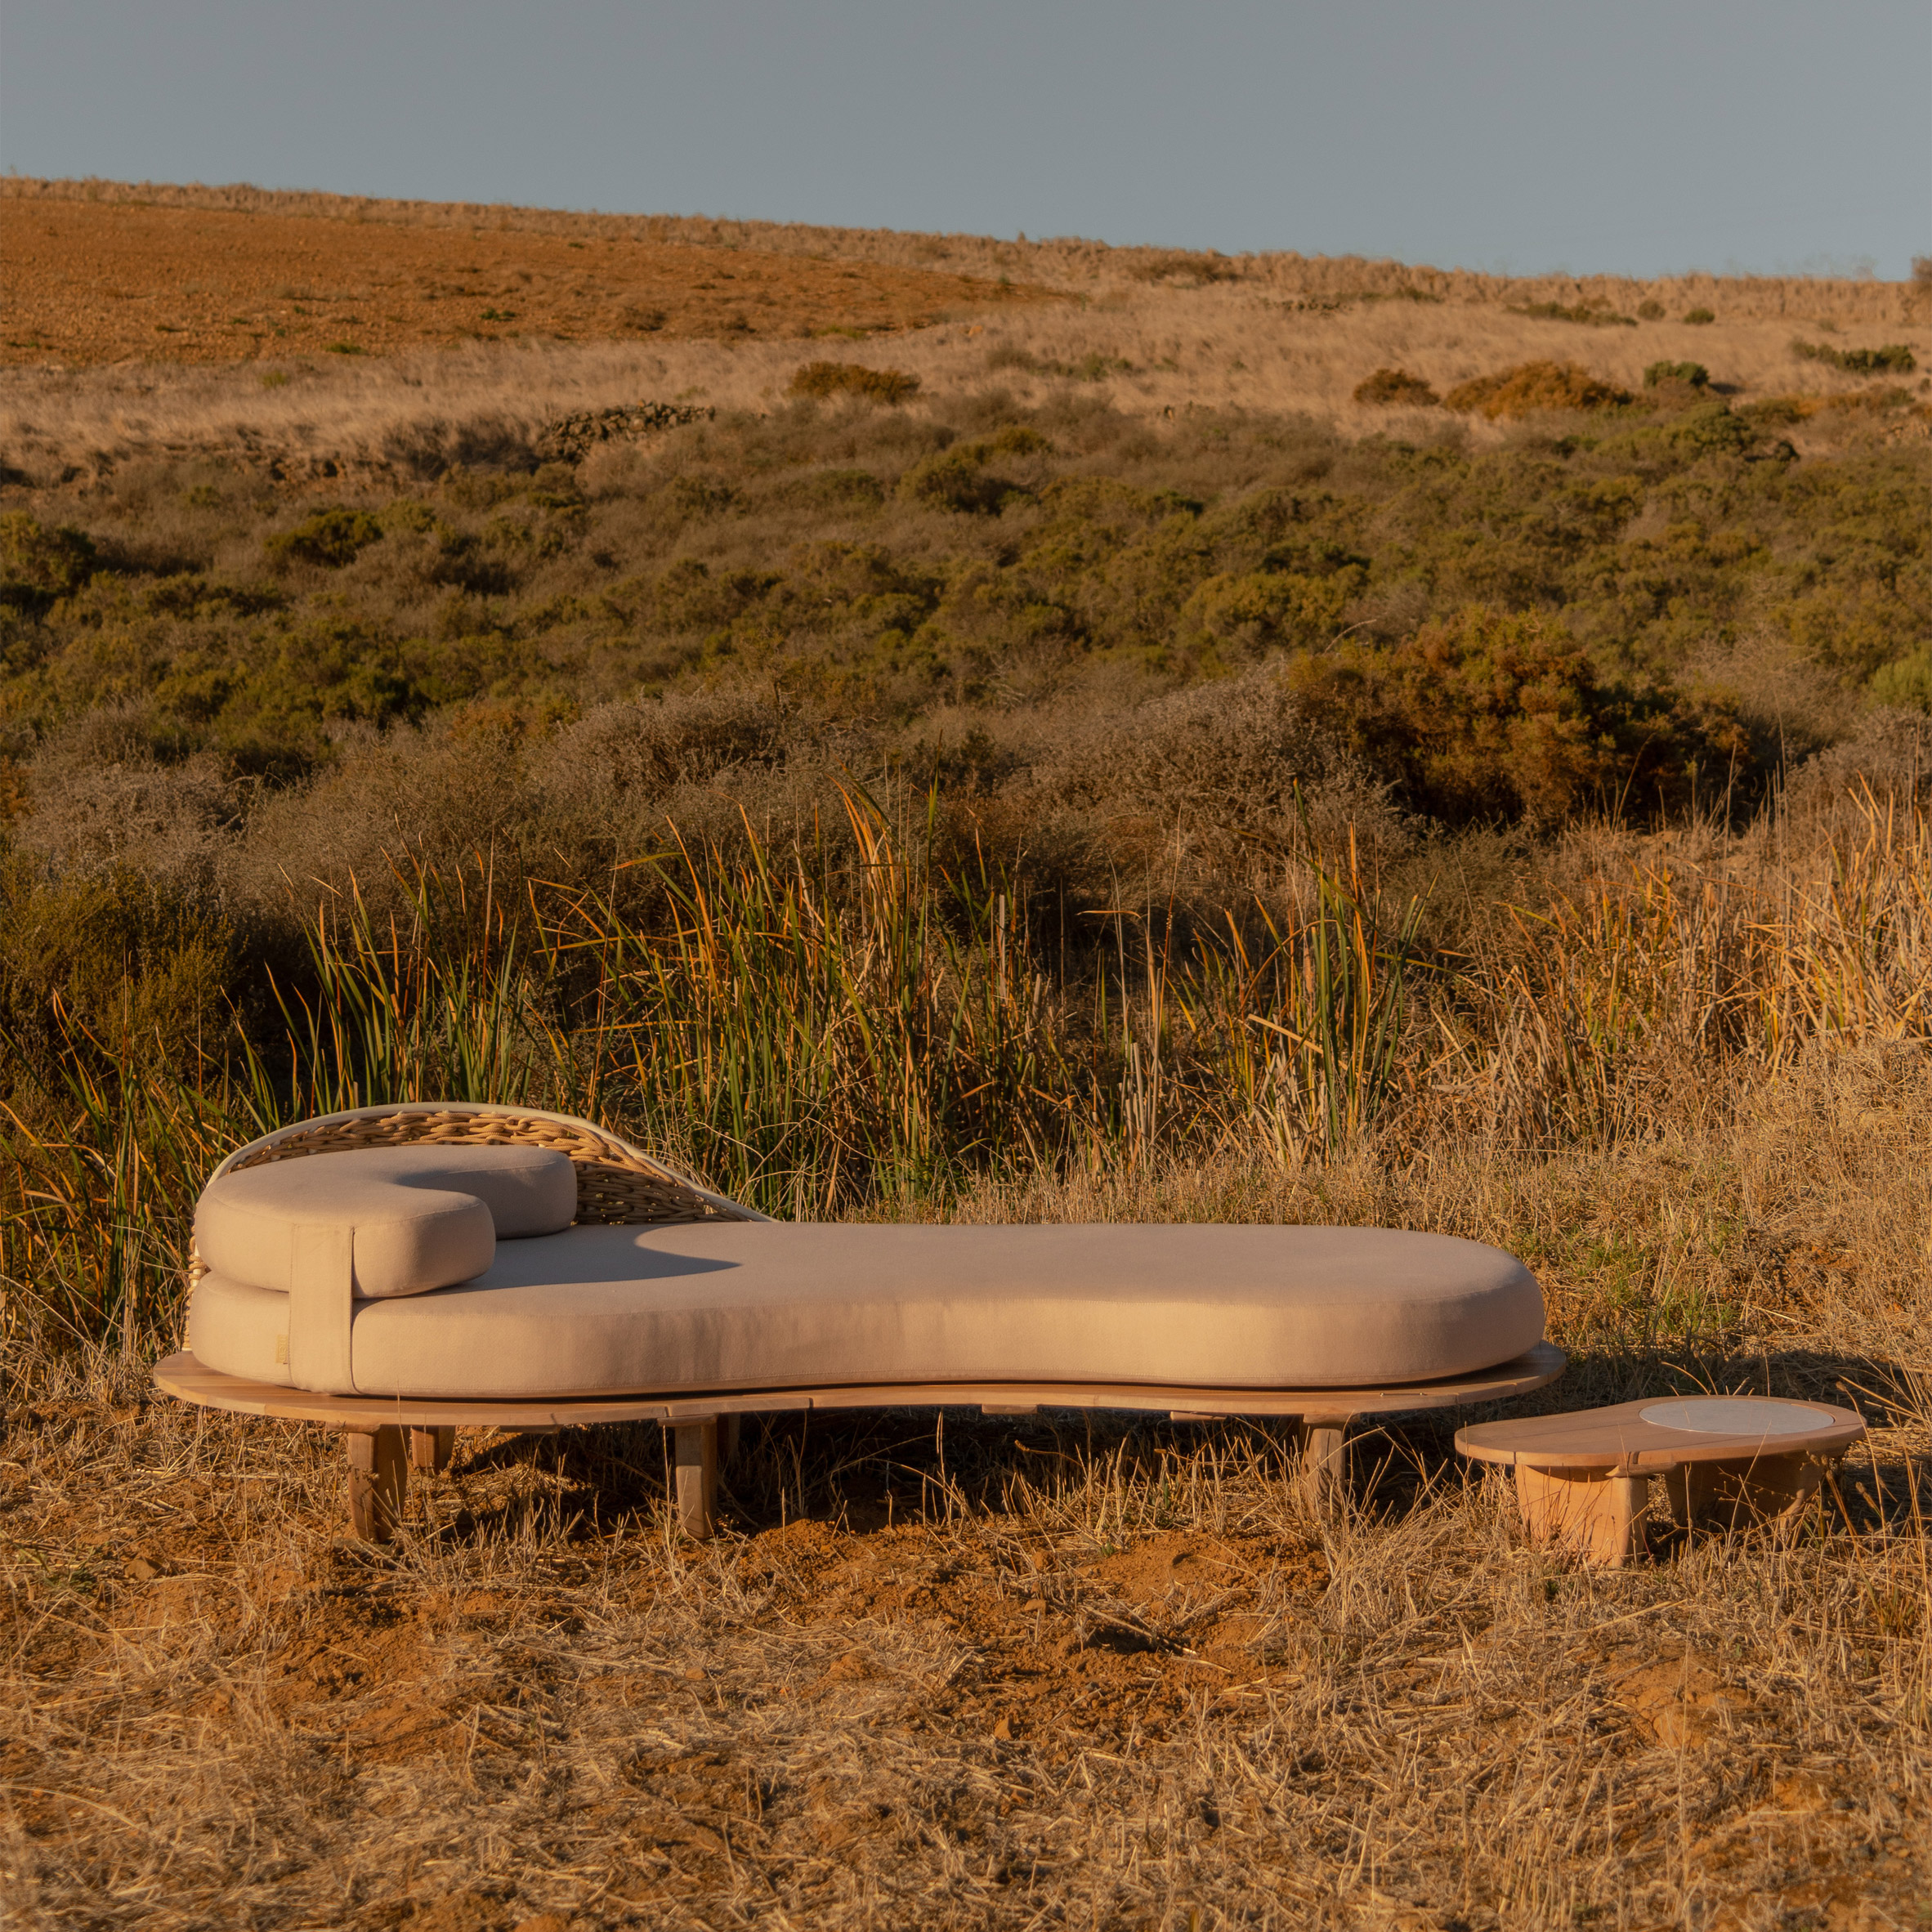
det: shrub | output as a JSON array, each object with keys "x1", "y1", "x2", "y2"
[
  {"x1": 1283, "y1": 610, "x2": 1621, "y2": 824},
  {"x1": 1180, "y1": 569, "x2": 1357, "y2": 659},
  {"x1": 0, "y1": 856, "x2": 236, "y2": 1084},
  {"x1": 1510, "y1": 302, "x2": 1635, "y2": 328},
  {"x1": 265, "y1": 507, "x2": 386, "y2": 569},
  {"x1": 668, "y1": 475, "x2": 740, "y2": 519},
  {"x1": 898, "y1": 427, "x2": 1049, "y2": 516},
  {"x1": 770, "y1": 467, "x2": 887, "y2": 513},
  {"x1": 1683, "y1": 308, "x2": 1715, "y2": 324},
  {"x1": 1869, "y1": 649, "x2": 1932, "y2": 714},
  {"x1": 1282, "y1": 606, "x2": 1738, "y2": 826},
  {"x1": 982, "y1": 345, "x2": 1130, "y2": 382},
  {"x1": 1792, "y1": 338, "x2": 1917, "y2": 376},
  {"x1": 0, "y1": 512, "x2": 98, "y2": 612},
  {"x1": 1442, "y1": 361, "x2": 1631, "y2": 419},
  {"x1": 1670, "y1": 400, "x2": 1754, "y2": 457},
  {"x1": 789, "y1": 362, "x2": 922, "y2": 405},
  {"x1": 1644, "y1": 360, "x2": 1709, "y2": 388},
  {"x1": 1637, "y1": 300, "x2": 1666, "y2": 320},
  {"x1": 1353, "y1": 368, "x2": 1439, "y2": 407}
]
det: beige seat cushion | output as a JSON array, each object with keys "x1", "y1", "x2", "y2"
[
  {"x1": 186, "y1": 1221, "x2": 1544, "y2": 1398},
  {"x1": 195, "y1": 1143, "x2": 576, "y2": 1299}
]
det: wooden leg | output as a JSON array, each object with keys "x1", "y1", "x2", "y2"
[
  {"x1": 409, "y1": 1425, "x2": 456, "y2": 1474},
  {"x1": 1666, "y1": 1451, "x2": 1822, "y2": 1532},
  {"x1": 347, "y1": 1425, "x2": 409, "y2": 1542},
  {"x1": 1296, "y1": 1420, "x2": 1349, "y2": 1517},
  {"x1": 672, "y1": 1420, "x2": 719, "y2": 1538},
  {"x1": 1514, "y1": 1464, "x2": 1648, "y2": 1567}
]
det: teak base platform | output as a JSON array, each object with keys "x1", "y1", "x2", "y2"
[
  {"x1": 156, "y1": 1343, "x2": 1565, "y2": 1541},
  {"x1": 1457, "y1": 1393, "x2": 1867, "y2": 1567}
]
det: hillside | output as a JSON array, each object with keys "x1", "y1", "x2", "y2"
[{"x1": 2, "y1": 181, "x2": 1930, "y2": 1932}]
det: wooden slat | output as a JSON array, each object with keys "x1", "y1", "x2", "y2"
[
  {"x1": 153, "y1": 1341, "x2": 1566, "y2": 1431},
  {"x1": 1457, "y1": 1393, "x2": 1865, "y2": 1471}
]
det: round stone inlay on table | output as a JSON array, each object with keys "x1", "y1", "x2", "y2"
[{"x1": 1637, "y1": 1398, "x2": 1836, "y2": 1437}]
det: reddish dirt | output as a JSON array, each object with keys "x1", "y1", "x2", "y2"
[{"x1": 0, "y1": 199, "x2": 1049, "y2": 367}]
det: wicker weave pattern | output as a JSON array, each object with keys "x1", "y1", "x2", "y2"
[{"x1": 188, "y1": 1104, "x2": 758, "y2": 1289}]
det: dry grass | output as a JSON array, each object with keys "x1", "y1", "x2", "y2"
[
  {"x1": 5, "y1": 1054, "x2": 1930, "y2": 1930},
  {"x1": 0, "y1": 197, "x2": 1048, "y2": 369},
  {"x1": 3, "y1": 175, "x2": 1926, "y2": 479},
  {"x1": 7, "y1": 175, "x2": 1926, "y2": 324},
  {"x1": 5, "y1": 280, "x2": 1927, "y2": 483},
  {"x1": 5, "y1": 793, "x2": 1932, "y2": 1925}
]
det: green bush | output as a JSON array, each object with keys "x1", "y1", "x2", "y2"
[
  {"x1": 1283, "y1": 610, "x2": 1620, "y2": 824},
  {"x1": 789, "y1": 361, "x2": 922, "y2": 405},
  {"x1": 1869, "y1": 649, "x2": 1932, "y2": 713},
  {"x1": 1636, "y1": 300, "x2": 1666, "y2": 321},
  {"x1": 898, "y1": 427, "x2": 1049, "y2": 516},
  {"x1": 1353, "y1": 368, "x2": 1439, "y2": 406},
  {"x1": 1180, "y1": 569, "x2": 1357, "y2": 660},
  {"x1": 1792, "y1": 339, "x2": 1917, "y2": 376},
  {"x1": 0, "y1": 856, "x2": 237, "y2": 1086},
  {"x1": 2, "y1": 385, "x2": 1925, "y2": 830},
  {"x1": 0, "y1": 512, "x2": 97, "y2": 612},
  {"x1": 1510, "y1": 302, "x2": 1635, "y2": 328},
  {"x1": 1670, "y1": 400, "x2": 1754, "y2": 457},
  {"x1": 1683, "y1": 308, "x2": 1715, "y2": 325},
  {"x1": 1644, "y1": 360, "x2": 1709, "y2": 388},
  {"x1": 265, "y1": 507, "x2": 386, "y2": 569}
]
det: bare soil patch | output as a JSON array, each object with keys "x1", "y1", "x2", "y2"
[{"x1": 0, "y1": 199, "x2": 1048, "y2": 368}]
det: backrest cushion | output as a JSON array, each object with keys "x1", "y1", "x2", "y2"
[{"x1": 195, "y1": 1143, "x2": 575, "y2": 1299}]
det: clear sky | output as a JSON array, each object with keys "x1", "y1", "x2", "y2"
[{"x1": 2, "y1": 0, "x2": 1927, "y2": 279}]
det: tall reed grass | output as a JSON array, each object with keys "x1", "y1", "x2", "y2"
[{"x1": 2, "y1": 787, "x2": 1927, "y2": 1366}]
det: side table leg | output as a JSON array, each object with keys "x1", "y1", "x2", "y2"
[
  {"x1": 1515, "y1": 1464, "x2": 1648, "y2": 1567},
  {"x1": 672, "y1": 1420, "x2": 719, "y2": 1539},
  {"x1": 1296, "y1": 1420, "x2": 1349, "y2": 1518},
  {"x1": 347, "y1": 1424, "x2": 409, "y2": 1542},
  {"x1": 409, "y1": 1425, "x2": 456, "y2": 1475},
  {"x1": 1669, "y1": 1451, "x2": 1822, "y2": 1532}
]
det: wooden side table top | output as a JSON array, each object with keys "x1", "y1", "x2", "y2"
[{"x1": 1456, "y1": 1394, "x2": 1866, "y2": 1473}]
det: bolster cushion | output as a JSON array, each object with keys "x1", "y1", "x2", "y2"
[{"x1": 195, "y1": 1143, "x2": 576, "y2": 1299}]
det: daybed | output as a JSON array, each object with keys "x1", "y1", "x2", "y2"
[{"x1": 155, "y1": 1102, "x2": 1564, "y2": 1539}]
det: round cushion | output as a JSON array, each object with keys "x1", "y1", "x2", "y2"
[{"x1": 195, "y1": 1143, "x2": 577, "y2": 1299}]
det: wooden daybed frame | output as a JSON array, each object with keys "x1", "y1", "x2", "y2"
[{"x1": 156, "y1": 1102, "x2": 1567, "y2": 1541}]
